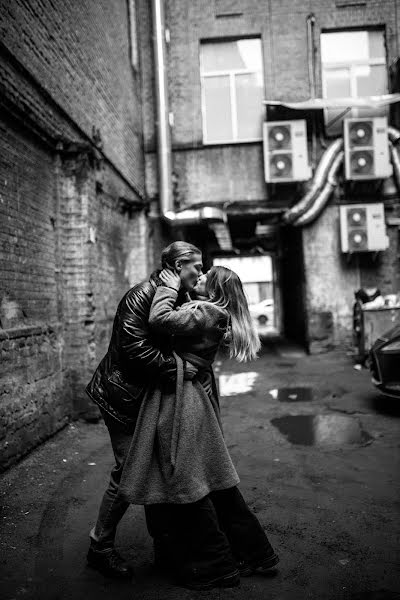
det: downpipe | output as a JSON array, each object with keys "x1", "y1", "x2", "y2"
[
  {"x1": 152, "y1": 0, "x2": 173, "y2": 223},
  {"x1": 152, "y1": 0, "x2": 225, "y2": 226},
  {"x1": 306, "y1": 14, "x2": 316, "y2": 100},
  {"x1": 306, "y1": 14, "x2": 317, "y2": 168}
]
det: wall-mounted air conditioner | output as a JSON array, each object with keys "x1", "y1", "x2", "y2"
[
  {"x1": 339, "y1": 203, "x2": 389, "y2": 253},
  {"x1": 263, "y1": 119, "x2": 312, "y2": 183},
  {"x1": 343, "y1": 117, "x2": 391, "y2": 181}
]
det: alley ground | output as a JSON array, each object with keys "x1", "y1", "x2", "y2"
[{"x1": 1, "y1": 345, "x2": 400, "y2": 600}]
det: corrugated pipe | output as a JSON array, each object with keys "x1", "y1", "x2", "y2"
[
  {"x1": 388, "y1": 126, "x2": 400, "y2": 145},
  {"x1": 389, "y1": 141, "x2": 400, "y2": 190},
  {"x1": 283, "y1": 137, "x2": 344, "y2": 224},
  {"x1": 388, "y1": 126, "x2": 400, "y2": 192},
  {"x1": 152, "y1": 0, "x2": 225, "y2": 226},
  {"x1": 293, "y1": 151, "x2": 344, "y2": 226}
]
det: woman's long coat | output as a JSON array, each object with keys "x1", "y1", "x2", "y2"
[{"x1": 118, "y1": 286, "x2": 240, "y2": 504}]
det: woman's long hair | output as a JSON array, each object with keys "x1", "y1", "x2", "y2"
[{"x1": 205, "y1": 266, "x2": 261, "y2": 362}]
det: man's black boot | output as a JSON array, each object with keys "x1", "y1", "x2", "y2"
[
  {"x1": 87, "y1": 546, "x2": 133, "y2": 579},
  {"x1": 182, "y1": 567, "x2": 240, "y2": 591},
  {"x1": 238, "y1": 551, "x2": 280, "y2": 577}
]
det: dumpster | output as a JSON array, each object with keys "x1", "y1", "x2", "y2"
[{"x1": 353, "y1": 302, "x2": 400, "y2": 362}]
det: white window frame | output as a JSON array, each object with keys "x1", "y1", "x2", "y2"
[
  {"x1": 321, "y1": 31, "x2": 388, "y2": 129},
  {"x1": 200, "y1": 41, "x2": 264, "y2": 145}
]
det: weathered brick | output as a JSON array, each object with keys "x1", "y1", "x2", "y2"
[{"x1": 0, "y1": 2, "x2": 152, "y2": 470}]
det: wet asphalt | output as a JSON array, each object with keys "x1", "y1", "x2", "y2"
[{"x1": 1, "y1": 345, "x2": 400, "y2": 600}]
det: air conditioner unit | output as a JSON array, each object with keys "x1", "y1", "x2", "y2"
[
  {"x1": 263, "y1": 120, "x2": 312, "y2": 183},
  {"x1": 339, "y1": 203, "x2": 389, "y2": 253},
  {"x1": 343, "y1": 117, "x2": 391, "y2": 181}
]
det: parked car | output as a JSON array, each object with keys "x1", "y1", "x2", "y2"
[
  {"x1": 369, "y1": 324, "x2": 400, "y2": 398},
  {"x1": 249, "y1": 298, "x2": 274, "y2": 327}
]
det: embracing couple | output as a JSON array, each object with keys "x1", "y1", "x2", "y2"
[{"x1": 85, "y1": 241, "x2": 279, "y2": 590}]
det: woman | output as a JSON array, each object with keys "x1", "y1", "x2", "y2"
[{"x1": 119, "y1": 266, "x2": 279, "y2": 590}]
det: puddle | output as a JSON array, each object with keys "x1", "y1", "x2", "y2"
[
  {"x1": 271, "y1": 414, "x2": 373, "y2": 446},
  {"x1": 219, "y1": 372, "x2": 258, "y2": 396},
  {"x1": 269, "y1": 387, "x2": 313, "y2": 402},
  {"x1": 278, "y1": 347, "x2": 306, "y2": 359},
  {"x1": 350, "y1": 593, "x2": 400, "y2": 600}
]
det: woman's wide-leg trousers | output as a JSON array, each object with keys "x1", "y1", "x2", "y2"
[{"x1": 145, "y1": 486, "x2": 275, "y2": 581}]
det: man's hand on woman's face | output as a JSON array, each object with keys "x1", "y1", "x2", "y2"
[{"x1": 160, "y1": 269, "x2": 181, "y2": 291}]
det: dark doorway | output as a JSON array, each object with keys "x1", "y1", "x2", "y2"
[{"x1": 279, "y1": 226, "x2": 308, "y2": 349}]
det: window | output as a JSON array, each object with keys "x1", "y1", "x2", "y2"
[
  {"x1": 213, "y1": 255, "x2": 273, "y2": 304},
  {"x1": 200, "y1": 38, "x2": 264, "y2": 144},
  {"x1": 213, "y1": 255, "x2": 277, "y2": 332},
  {"x1": 320, "y1": 30, "x2": 388, "y2": 135},
  {"x1": 128, "y1": 0, "x2": 139, "y2": 70}
]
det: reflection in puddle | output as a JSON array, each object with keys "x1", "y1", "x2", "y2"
[
  {"x1": 350, "y1": 592, "x2": 400, "y2": 600},
  {"x1": 269, "y1": 387, "x2": 313, "y2": 402},
  {"x1": 271, "y1": 414, "x2": 372, "y2": 446},
  {"x1": 219, "y1": 372, "x2": 258, "y2": 397}
]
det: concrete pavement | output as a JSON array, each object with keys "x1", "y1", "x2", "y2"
[{"x1": 1, "y1": 346, "x2": 400, "y2": 600}]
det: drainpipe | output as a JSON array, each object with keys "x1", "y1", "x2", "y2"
[
  {"x1": 306, "y1": 14, "x2": 316, "y2": 99},
  {"x1": 152, "y1": 0, "x2": 225, "y2": 226},
  {"x1": 306, "y1": 14, "x2": 317, "y2": 168},
  {"x1": 152, "y1": 0, "x2": 173, "y2": 221}
]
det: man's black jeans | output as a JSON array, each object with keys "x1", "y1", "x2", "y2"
[{"x1": 90, "y1": 412, "x2": 132, "y2": 549}]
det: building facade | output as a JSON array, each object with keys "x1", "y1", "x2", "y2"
[
  {"x1": 1, "y1": 0, "x2": 400, "y2": 469},
  {"x1": 141, "y1": 0, "x2": 400, "y2": 352},
  {"x1": 0, "y1": 0, "x2": 155, "y2": 470}
]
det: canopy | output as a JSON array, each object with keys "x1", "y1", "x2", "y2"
[{"x1": 263, "y1": 93, "x2": 400, "y2": 110}]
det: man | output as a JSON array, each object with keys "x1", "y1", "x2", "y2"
[{"x1": 85, "y1": 241, "x2": 203, "y2": 578}]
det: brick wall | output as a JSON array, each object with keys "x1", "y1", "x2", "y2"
[
  {"x1": 303, "y1": 203, "x2": 400, "y2": 352},
  {"x1": 359, "y1": 220, "x2": 400, "y2": 294},
  {"x1": 0, "y1": 118, "x2": 59, "y2": 328},
  {"x1": 58, "y1": 153, "x2": 149, "y2": 420},
  {"x1": 0, "y1": 325, "x2": 69, "y2": 471},
  {"x1": 160, "y1": 0, "x2": 397, "y2": 146},
  {"x1": 142, "y1": 0, "x2": 398, "y2": 206},
  {"x1": 0, "y1": 123, "x2": 150, "y2": 469},
  {"x1": 57, "y1": 152, "x2": 150, "y2": 370},
  {"x1": 0, "y1": 1, "x2": 151, "y2": 469},
  {"x1": 139, "y1": 0, "x2": 400, "y2": 349},
  {"x1": 302, "y1": 205, "x2": 361, "y2": 352},
  {"x1": 0, "y1": 116, "x2": 70, "y2": 471},
  {"x1": 92, "y1": 174, "x2": 151, "y2": 367},
  {"x1": 0, "y1": 0, "x2": 145, "y2": 196}
]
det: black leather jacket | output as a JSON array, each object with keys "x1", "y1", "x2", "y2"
[{"x1": 86, "y1": 271, "x2": 184, "y2": 428}]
